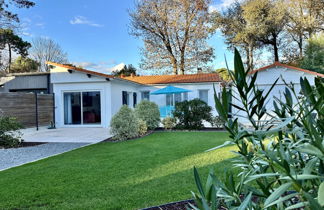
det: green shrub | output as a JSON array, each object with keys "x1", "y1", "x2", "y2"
[
  {"x1": 161, "y1": 117, "x2": 176, "y2": 130},
  {"x1": 135, "y1": 100, "x2": 160, "y2": 130},
  {"x1": 210, "y1": 116, "x2": 224, "y2": 128},
  {"x1": 0, "y1": 113, "x2": 23, "y2": 148},
  {"x1": 191, "y1": 49, "x2": 324, "y2": 209},
  {"x1": 110, "y1": 105, "x2": 140, "y2": 141},
  {"x1": 173, "y1": 99, "x2": 212, "y2": 130},
  {"x1": 138, "y1": 119, "x2": 148, "y2": 136}
]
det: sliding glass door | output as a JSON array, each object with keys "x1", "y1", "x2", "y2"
[{"x1": 64, "y1": 91, "x2": 101, "y2": 125}]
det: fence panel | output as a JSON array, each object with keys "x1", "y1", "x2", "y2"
[{"x1": 0, "y1": 93, "x2": 54, "y2": 128}]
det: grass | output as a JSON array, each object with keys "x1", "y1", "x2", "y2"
[{"x1": 0, "y1": 131, "x2": 236, "y2": 210}]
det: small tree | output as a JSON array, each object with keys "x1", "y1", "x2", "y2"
[
  {"x1": 10, "y1": 56, "x2": 39, "y2": 73},
  {"x1": 300, "y1": 33, "x2": 324, "y2": 74},
  {"x1": 173, "y1": 99, "x2": 212, "y2": 130},
  {"x1": 111, "y1": 64, "x2": 137, "y2": 77},
  {"x1": 135, "y1": 100, "x2": 160, "y2": 130}
]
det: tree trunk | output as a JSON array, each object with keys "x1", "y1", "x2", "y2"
[
  {"x1": 180, "y1": 50, "x2": 185, "y2": 75},
  {"x1": 298, "y1": 34, "x2": 303, "y2": 59},
  {"x1": 170, "y1": 56, "x2": 178, "y2": 75},
  {"x1": 273, "y1": 34, "x2": 279, "y2": 62},
  {"x1": 8, "y1": 43, "x2": 11, "y2": 74}
]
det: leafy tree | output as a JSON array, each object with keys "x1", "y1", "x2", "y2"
[
  {"x1": 300, "y1": 33, "x2": 324, "y2": 73},
  {"x1": 212, "y1": 2, "x2": 260, "y2": 71},
  {"x1": 242, "y1": 0, "x2": 288, "y2": 62},
  {"x1": 285, "y1": 0, "x2": 324, "y2": 59},
  {"x1": 10, "y1": 56, "x2": 39, "y2": 73},
  {"x1": 129, "y1": 0, "x2": 214, "y2": 75},
  {"x1": 30, "y1": 37, "x2": 68, "y2": 72},
  {"x1": 111, "y1": 64, "x2": 137, "y2": 77},
  {"x1": 0, "y1": 29, "x2": 31, "y2": 73}
]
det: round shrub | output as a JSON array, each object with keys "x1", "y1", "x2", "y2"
[
  {"x1": 138, "y1": 119, "x2": 148, "y2": 136},
  {"x1": 173, "y1": 99, "x2": 212, "y2": 130},
  {"x1": 162, "y1": 117, "x2": 176, "y2": 130},
  {"x1": 135, "y1": 100, "x2": 160, "y2": 130},
  {"x1": 110, "y1": 105, "x2": 139, "y2": 141}
]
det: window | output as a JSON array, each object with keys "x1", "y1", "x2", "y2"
[
  {"x1": 133, "y1": 92, "x2": 137, "y2": 107},
  {"x1": 141, "y1": 91, "x2": 150, "y2": 101},
  {"x1": 166, "y1": 94, "x2": 174, "y2": 106},
  {"x1": 122, "y1": 91, "x2": 130, "y2": 105},
  {"x1": 64, "y1": 91, "x2": 101, "y2": 125},
  {"x1": 174, "y1": 93, "x2": 182, "y2": 104},
  {"x1": 183, "y1": 92, "x2": 188, "y2": 101},
  {"x1": 199, "y1": 90, "x2": 209, "y2": 104}
]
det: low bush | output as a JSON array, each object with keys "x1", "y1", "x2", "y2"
[
  {"x1": 161, "y1": 117, "x2": 176, "y2": 130},
  {"x1": 0, "y1": 111, "x2": 23, "y2": 148},
  {"x1": 135, "y1": 100, "x2": 160, "y2": 130},
  {"x1": 173, "y1": 99, "x2": 212, "y2": 130},
  {"x1": 110, "y1": 105, "x2": 140, "y2": 141}
]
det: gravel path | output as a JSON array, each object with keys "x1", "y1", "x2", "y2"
[{"x1": 0, "y1": 143, "x2": 89, "y2": 171}]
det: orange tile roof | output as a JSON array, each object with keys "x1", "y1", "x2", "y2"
[
  {"x1": 249, "y1": 62, "x2": 324, "y2": 78},
  {"x1": 123, "y1": 73, "x2": 222, "y2": 84},
  {"x1": 46, "y1": 61, "x2": 222, "y2": 84}
]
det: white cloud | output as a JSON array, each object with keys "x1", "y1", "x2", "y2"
[
  {"x1": 70, "y1": 16, "x2": 104, "y2": 27},
  {"x1": 73, "y1": 60, "x2": 122, "y2": 74}
]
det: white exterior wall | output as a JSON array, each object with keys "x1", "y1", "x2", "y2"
[
  {"x1": 51, "y1": 65, "x2": 222, "y2": 128},
  {"x1": 232, "y1": 66, "x2": 317, "y2": 124}
]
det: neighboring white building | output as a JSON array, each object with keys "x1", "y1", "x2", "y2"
[
  {"x1": 47, "y1": 62, "x2": 223, "y2": 128},
  {"x1": 232, "y1": 62, "x2": 324, "y2": 124}
]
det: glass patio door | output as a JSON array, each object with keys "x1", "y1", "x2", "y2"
[{"x1": 64, "y1": 91, "x2": 101, "y2": 125}]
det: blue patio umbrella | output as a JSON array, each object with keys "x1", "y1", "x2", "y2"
[
  {"x1": 151, "y1": 86, "x2": 191, "y2": 118},
  {"x1": 150, "y1": 85, "x2": 192, "y2": 95}
]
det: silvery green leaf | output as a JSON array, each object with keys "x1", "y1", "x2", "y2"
[
  {"x1": 318, "y1": 182, "x2": 324, "y2": 206},
  {"x1": 206, "y1": 141, "x2": 235, "y2": 152},
  {"x1": 265, "y1": 182, "x2": 292, "y2": 207},
  {"x1": 285, "y1": 202, "x2": 307, "y2": 210},
  {"x1": 280, "y1": 174, "x2": 321, "y2": 180}
]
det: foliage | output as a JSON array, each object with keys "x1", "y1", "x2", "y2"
[
  {"x1": 10, "y1": 56, "x2": 39, "y2": 73},
  {"x1": 213, "y1": 0, "x2": 324, "y2": 67},
  {"x1": 111, "y1": 64, "x2": 137, "y2": 77},
  {"x1": 215, "y1": 68, "x2": 231, "y2": 82},
  {"x1": 300, "y1": 33, "x2": 324, "y2": 74},
  {"x1": 129, "y1": 0, "x2": 214, "y2": 75},
  {"x1": 110, "y1": 105, "x2": 140, "y2": 141},
  {"x1": 0, "y1": 0, "x2": 35, "y2": 26},
  {"x1": 0, "y1": 111, "x2": 23, "y2": 148},
  {"x1": 0, "y1": 29, "x2": 31, "y2": 73},
  {"x1": 135, "y1": 100, "x2": 160, "y2": 130},
  {"x1": 173, "y1": 99, "x2": 212, "y2": 130},
  {"x1": 191, "y1": 49, "x2": 324, "y2": 209},
  {"x1": 30, "y1": 37, "x2": 68, "y2": 72},
  {"x1": 162, "y1": 117, "x2": 177, "y2": 130},
  {"x1": 210, "y1": 116, "x2": 224, "y2": 129},
  {"x1": 138, "y1": 119, "x2": 148, "y2": 136}
]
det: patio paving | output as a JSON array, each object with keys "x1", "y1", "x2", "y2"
[{"x1": 21, "y1": 127, "x2": 112, "y2": 143}]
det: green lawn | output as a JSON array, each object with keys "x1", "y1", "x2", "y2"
[{"x1": 0, "y1": 132, "x2": 235, "y2": 210}]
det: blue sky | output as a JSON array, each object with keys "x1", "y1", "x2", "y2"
[{"x1": 15, "y1": 0, "x2": 237, "y2": 74}]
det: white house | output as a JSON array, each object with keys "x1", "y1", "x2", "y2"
[
  {"x1": 47, "y1": 62, "x2": 223, "y2": 128},
  {"x1": 232, "y1": 62, "x2": 324, "y2": 124}
]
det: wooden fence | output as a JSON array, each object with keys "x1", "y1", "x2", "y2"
[{"x1": 0, "y1": 93, "x2": 54, "y2": 128}]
